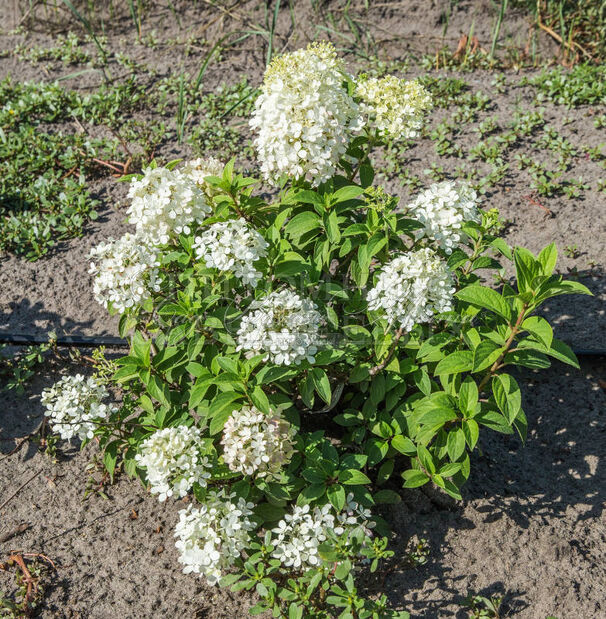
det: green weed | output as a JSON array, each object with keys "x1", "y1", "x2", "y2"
[{"x1": 527, "y1": 64, "x2": 606, "y2": 107}]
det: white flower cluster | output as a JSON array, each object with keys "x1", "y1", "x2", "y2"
[
  {"x1": 250, "y1": 42, "x2": 362, "y2": 186},
  {"x1": 127, "y1": 165, "x2": 211, "y2": 245},
  {"x1": 192, "y1": 218, "x2": 268, "y2": 287},
  {"x1": 407, "y1": 182, "x2": 480, "y2": 253},
  {"x1": 221, "y1": 406, "x2": 294, "y2": 477},
  {"x1": 135, "y1": 425, "x2": 213, "y2": 502},
  {"x1": 88, "y1": 232, "x2": 161, "y2": 313},
  {"x1": 181, "y1": 157, "x2": 224, "y2": 197},
  {"x1": 236, "y1": 290, "x2": 323, "y2": 365},
  {"x1": 41, "y1": 374, "x2": 114, "y2": 441},
  {"x1": 356, "y1": 75, "x2": 432, "y2": 140},
  {"x1": 270, "y1": 497, "x2": 372, "y2": 570},
  {"x1": 367, "y1": 248, "x2": 455, "y2": 331},
  {"x1": 174, "y1": 490, "x2": 255, "y2": 585}
]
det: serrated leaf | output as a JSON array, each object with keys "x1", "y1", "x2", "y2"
[
  {"x1": 435, "y1": 351, "x2": 474, "y2": 376},
  {"x1": 417, "y1": 407, "x2": 458, "y2": 427},
  {"x1": 473, "y1": 340, "x2": 503, "y2": 372},
  {"x1": 332, "y1": 185, "x2": 364, "y2": 203},
  {"x1": 455, "y1": 285, "x2": 512, "y2": 322},
  {"x1": 284, "y1": 211, "x2": 321, "y2": 239},
  {"x1": 475, "y1": 409, "x2": 514, "y2": 434},
  {"x1": 522, "y1": 315, "x2": 553, "y2": 348},
  {"x1": 504, "y1": 349, "x2": 551, "y2": 369}
]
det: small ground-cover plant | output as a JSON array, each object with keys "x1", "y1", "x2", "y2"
[
  {"x1": 0, "y1": 80, "x2": 120, "y2": 259},
  {"x1": 526, "y1": 64, "x2": 606, "y2": 107},
  {"x1": 40, "y1": 43, "x2": 590, "y2": 617},
  {"x1": 0, "y1": 334, "x2": 57, "y2": 394},
  {"x1": 0, "y1": 75, "x2": 166, "y2": 259}
]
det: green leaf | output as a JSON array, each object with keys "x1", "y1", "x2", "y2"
[
  {"x1": 504, "y1": 349, "x2": 551, "y2": 369},
  {"x1": 301, "y1": 483, "x2": 326, "y2": 501},
  {"x1": 547, "y1": 338, "x2": 580, "y2": 368},
  {"x1": 284, "y1": 211, "x2": 321, "y2": 238},
  {"x1": 402, "y1": 469, "x2": 429, "y2": 488},
  {"x1": 417, "y1": 407, "x2": 458, "y2": 427},
  {"x1": 370, "y1": 374, "x2": 386, "y2": 405},
  {"x1": 292, "y1": 189, "x2": 324, "y2": 207},
  {"x1": 324, "y1": 209, "x2": 341, "y2": 243},
  {"x1": 189, "y1": 378, "x2": 212, "y2": 408},
  {"x1": 463, "y1": 419, "x2": 480, "y2": 449},
  {"x1": 147, "y1": 375, "x2": 169, "y2": 406},
  {"x1": 537, "y1": 243, "x2": 557, "y2": 276},
  {"x1": 439, "y1": 462, "x2": 462, "y2": 477},
  {"x1": 209, "y1": 408, "x2": 234, "y2": 435},
  {"x1": 113, "y1": 364, "x2": 140, "y2": 383},
  {"x1": 456, "y1": 285, "x2": 512, "y2": 322},
  {"x1": 208, "y1": 392, "x2": 243, "y2": 434},
  {"x1": 513, "y1": 407, "x2": 528, "y2": 442},
  {"x1": 256, "y1": 365, "x2": 298, "y2": 385},
  {"x1": 522, "y1": 315, "x2": 553, "y2": 348},
  {"x1": 435, "y1": 351, "x2": 474, "y2": 376},
  {"x1": 302, "y1": 467, "x2": 327, "y2": 483},
  {"x1": 338, "y1": 469, "x2": 371, "y2": 485},
  {"x1": 132, "y1": 332, "x2": 151, "y2": 368},
  {"x1": 250, "y1": 386, "x2": 271, "y2": 414},
  {"x1": 514, "y1": 247, "x2": 538, "y2": 293},
  {"x1": 492, "y1": 374, "x2": 522, "y2": 423},
  {"x1": 490, "y1": 237, "x2": 513, "y2": 260},
  {"x1": 360, "y1": 164, "x2": 374, "y2": 188},
  {"x1": 103, "y1": 441, "x2": 119, "y2": 481},
  {"x1": 310, "y1": 368, "x2": 332, "y2": 405},
  {"x1": 447, "y1": 428, "x2": 466, "y2": 461},
  {"x1": 332, "y1": 185, "x2": 364, "y2": 203},
  {"x1": 417, "y1": 445, "x2": 436, "y2": 474},
  {"x1": 392, "y1": 435, "x2": 417, "y2": 456},
  {"x1": 348, "y1": 364, "x2": 370, "y2": 384},
  {"x1": 377, "y1": 459, "x2": 394, "y2": 484},
  {"x1": 327, "y1": 484, "x2": 346, "y2": 511},
  {"x1": 472, "y1": 340, "x2": 503, "y2": 372},
  {"x1": 289, "y1": 602, "x2": 304, "y2": 619},
  {"x1": 476, "y1": 409, "x2": 514, "y2": 434},
  {"x1": 441, "y1": 478, "x2": 462, "y2": 500},
  {"x1": 458, "y1": 376, "x2": 478, "y2": 416}
]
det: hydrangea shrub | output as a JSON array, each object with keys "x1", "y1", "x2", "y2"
[{"x1": 42, "y1": 43, "x2": 591, "y2": 618}]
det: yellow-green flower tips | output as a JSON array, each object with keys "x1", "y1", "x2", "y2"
[{"x1": 356, "y1": 75, "x2": 432, "y2": 140}]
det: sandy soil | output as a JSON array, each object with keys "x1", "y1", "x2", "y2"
[{"x1": 1, "y1": 1, "x2": 605, "y2": 617}]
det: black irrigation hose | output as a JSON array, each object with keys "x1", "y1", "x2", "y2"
[
  {"x1": 0, "y1": 333, "x2": 129, "y2": 348},
  {"x1": 0, "y1": 332, "x2": 604, "y2": 357}
]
